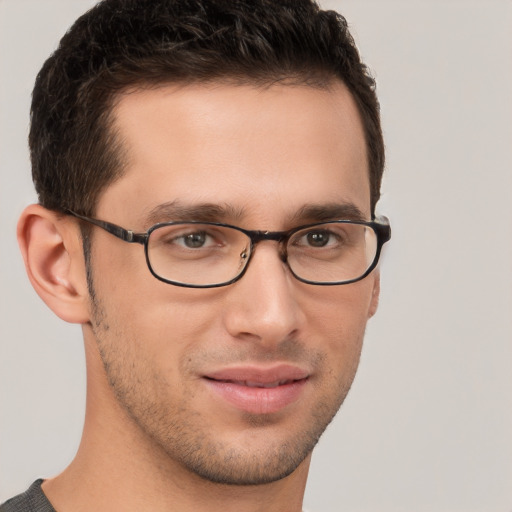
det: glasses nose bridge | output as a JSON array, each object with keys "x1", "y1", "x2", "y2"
[{"x1": 247, "y1": 230, "x2": 289, "y2": 262}]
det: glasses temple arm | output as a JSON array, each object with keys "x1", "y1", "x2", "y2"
[{"x1": 67, "y1": 211, "x2": 146, "y2": 244}]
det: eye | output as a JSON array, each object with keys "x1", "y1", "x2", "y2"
[
  {"x1": 179, "y1": 231, "x2": 210, "y2": 248},
  {"x1": 170, "y1": 229, "x2": 223, "y2": 249},
  {"x1": 151, "y1": 225, "x2": 225, "y2": 251},
  {"x1": 304, "y1": 230, "x2": 334, "y2": 247},
  {"x1": 150, "y1": 223, "x2": 246, "y2": 258},
  {"x1": 295, "y1": 228, "x2": 342, "y2": 249}
]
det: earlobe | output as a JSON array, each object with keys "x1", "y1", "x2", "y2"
[
  {"x1": 367, "y1": 271, "x2": 380, "y2": 319},
  {"x1": 17, "y1": 204, "x2": 91, "y2": 324}
]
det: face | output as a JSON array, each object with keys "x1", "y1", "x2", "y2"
[{"x1": 84, "y1": 82, "x2": 379, "y2": 485}]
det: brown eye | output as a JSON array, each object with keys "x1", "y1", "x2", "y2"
[{"x1": 305, "y1": 230, "x2": 331, "y2": 247}]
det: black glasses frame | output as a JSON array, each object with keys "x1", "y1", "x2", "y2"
[{"x1": 68, "y1": 210, "x2": 391, "y2": 288}]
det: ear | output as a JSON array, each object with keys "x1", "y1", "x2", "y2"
[
  {"x1": 367, "y1": 270, "x2": 380, "y2": 319},
  {"x1": 17, "y1": 204, "x2": 91, "y2": 324}
]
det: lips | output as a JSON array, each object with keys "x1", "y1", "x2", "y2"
[
  {"x1": 225, "y1": 379, "x2": 295, "y2": 388},
  {"x1": 203, "y1": 365, "x2": 309, "y2": 415}
]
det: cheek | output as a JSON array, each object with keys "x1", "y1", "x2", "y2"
[
  {"x1": 93, "y1": 262, "x2": 227, "y2": 368},
  {"x1": 309, "y1": 278, "x2": 375, "y2": 327},
  {"x1": 304, "y1": 280, "x2": 375, "y2": 363}
]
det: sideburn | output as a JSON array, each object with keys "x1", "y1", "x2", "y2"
[{"x1": 80, "y1": 224, "x2": 106, "y2": 330}]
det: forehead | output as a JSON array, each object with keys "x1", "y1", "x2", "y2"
[{"x1": 100, "y1": 81, "x2": 370, "y2": 227}]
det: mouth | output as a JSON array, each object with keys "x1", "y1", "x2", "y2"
[
  {"x1": 207, "y1": 378, "x2": 300, "y2": 388},
  {"x1": 202, "y1": 365, "x2": 310, "y2": 415}
]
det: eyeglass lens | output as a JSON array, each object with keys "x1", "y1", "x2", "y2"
[{"x1": 146, "y1": 222, "x2": 378, "y2": 287}]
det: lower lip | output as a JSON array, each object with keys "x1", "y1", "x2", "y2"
[{"x1": 204, "y1": 378, "x2": 308, "y2": 415}]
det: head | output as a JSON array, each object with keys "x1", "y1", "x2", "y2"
[{"x1": 19, "y1": 0, "x2": 387, "y2": 491}]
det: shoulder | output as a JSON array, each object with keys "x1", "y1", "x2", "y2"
[{"x1": 0, "y1": 481, "x2": 55, "y2": 512}]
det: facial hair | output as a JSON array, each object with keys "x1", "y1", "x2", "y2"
[{"x1": 86, "y1": 259, "x2": 362, "y2": 486}]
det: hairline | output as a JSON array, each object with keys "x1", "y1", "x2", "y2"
[{"x1": 91, "y1": 73, "x2": 371, "y2": 217}]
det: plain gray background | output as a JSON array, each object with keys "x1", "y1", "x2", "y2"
[{"x1": 1, "y1": 1, "x2": 511, "y2": 510}]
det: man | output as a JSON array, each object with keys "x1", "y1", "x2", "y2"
[{"x1": 1, "y1": 0, "x2": 390, "y2": 511}]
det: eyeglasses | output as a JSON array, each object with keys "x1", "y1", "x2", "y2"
[{"x1": 68, "y1": 211, "x2": 391, "y2": 288}]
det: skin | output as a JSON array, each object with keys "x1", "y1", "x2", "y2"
[{"x1": 18, "y1": 81, "x2": 380, "y2": 512}]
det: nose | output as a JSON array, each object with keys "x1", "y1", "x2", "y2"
[{"x1": 222, "y1": 242, "x2": 305, "y2": 347}]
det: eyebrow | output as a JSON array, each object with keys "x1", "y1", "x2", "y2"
[
  {"x1": 143, "y1": 201, "x2": 245, "y2": 227},
  {"x1": 142, "y1": 200, "x2": 367, "y2": 228},
  {"x1": 290, "y1": 202, "x2": 367, "y2": 223}
]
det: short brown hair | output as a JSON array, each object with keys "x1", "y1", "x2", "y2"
[{"x1": 30, "y1": 0, "x2": 384, "y2": 216}]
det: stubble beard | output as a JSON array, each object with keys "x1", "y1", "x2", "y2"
[{"x1": 85, "y1": 257, "x2": 361, "y2": 486}]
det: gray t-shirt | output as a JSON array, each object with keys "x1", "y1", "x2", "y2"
[{"x1": 0, "y1": 481, "x2": 55, "y2": 512}]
